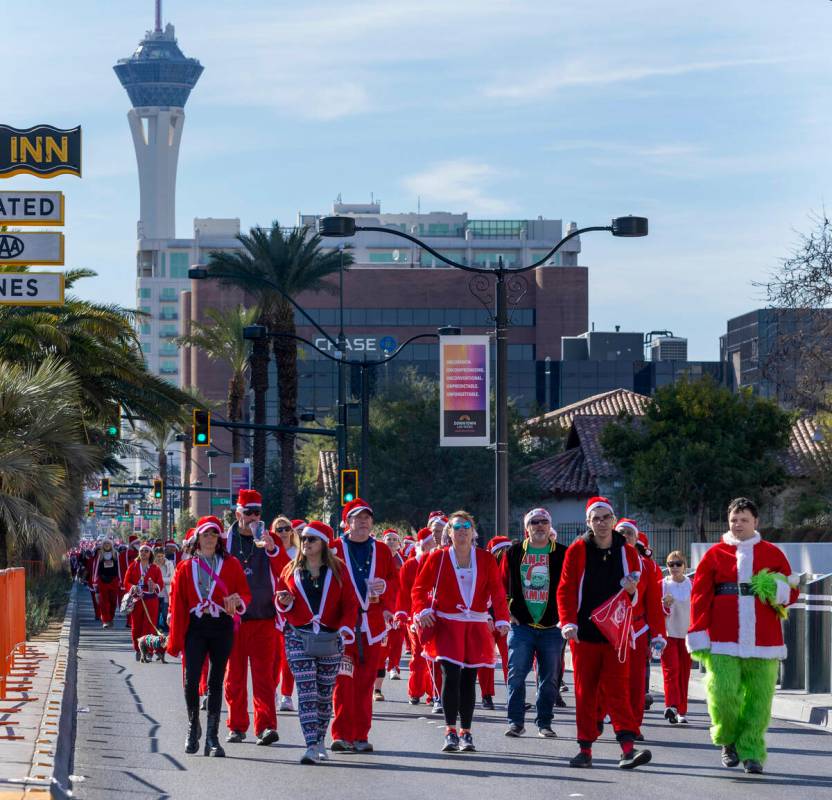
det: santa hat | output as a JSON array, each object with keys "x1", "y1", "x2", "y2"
[
  {"x1": 301, "y1": 520, "x2": 334, "y2": 545},
  {"x1": 138, "y1": 542, "x2": 153, "y2": 554},
  {"x1": 128, "y1": 534, "x2": 139, "y2": 549},
  {"x1": 341, "y1": 497, "x2": 373, "y2": 527},
  {"x1": 236, "y1": 488, "x2": 262, "y2": 511},
  {"x1": 291, "y1": 519, "x2": 306, "y2": 530},
  {"x1": 165, "y1": 539, "x2": 179, "y2": 550},
  {"x1": 637, "y1": 531, "x2": 650, "y2": 548},
  {"x1": 585, "y1": 496, "x2": 614, "y2": 518},
  {"x1": 523, "y1": 507, "x2": 552, "y2": 529},
  {"x1": 487, "y1": 536, "x2": 513, "y2": 555},
  {"x1": 416, "y1": 527, "x2": 434, "y2": 543},
  {"x1": 381, "y1": 528, "x2": 400, "y2": 541},
  {"x1": 184, "y1": 528, "x2": 196, "y2": 546},
  {"x1": 615, "y1": 518, "x2": 639, "y2": 536},
  {"x1": 427, "y1": 510, "x2": 447, "y2": 527},
  {"x1": 195, "y1": 515, "x2": 224, "y2": 537},
  {"x1": 401, "y1": 539, "x2": 416, "y2": 556}
]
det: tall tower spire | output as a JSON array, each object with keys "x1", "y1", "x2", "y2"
[{"x1": 113, "y1": 4, "x2": 203, "y2": 240}]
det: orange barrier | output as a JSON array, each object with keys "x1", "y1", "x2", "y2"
[{"x1": 0, "y1": 567, "x2": 26, "y2": 700}]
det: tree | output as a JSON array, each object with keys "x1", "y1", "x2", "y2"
[
  {"x1": 205, "y1": 223, "x2": 351, "y2": 514},
  {"x1": 600, "y1": 377, "x2": 793, "y2": 541},
  {"x1": 177, "y1": 305, "x2": 258, "y2": 462}
]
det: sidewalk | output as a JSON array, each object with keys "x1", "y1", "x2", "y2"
[
  {"x1": 648, "y1": 663, "x2": 832, "y2": 731},
  {"x1": 0, "y1": 585, "x2": 78, "y2": 800}
]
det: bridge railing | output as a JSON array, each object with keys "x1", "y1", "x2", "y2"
[{"x1": 0, "y1": 567, "x2": 26, "y2": 700}]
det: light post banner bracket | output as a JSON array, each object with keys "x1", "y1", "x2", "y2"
[{"x1": 439, "y1": 334, "x2": 491, "y2": 447}]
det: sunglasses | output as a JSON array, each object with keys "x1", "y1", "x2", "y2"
[
  {"x1": 529, "y1": 519, "x2": 549, "y2": 526},
  {"x1": 667, "y1": 561, "x2": 684, "y2": 568},
  {"x1": 242, "y1": 509, "x2": 261, "y2": 517},
  {"x1": 300, "y1": 536, "x2": 321, "y2": 544},
  {"x1": 451, "y1": 521, "x2": 472, "y2": 530},
  {"x1": 273, "y1": 525, "x2": 292, "y2": 533}
]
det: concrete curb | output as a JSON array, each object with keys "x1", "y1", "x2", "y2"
[{"x1": 45, "y1": 581, "x2": 80, "y2": 799}]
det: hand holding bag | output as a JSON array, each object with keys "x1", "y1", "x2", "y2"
[{"x1": 589, "y1": 588, "x2": 634, "y2": 663}]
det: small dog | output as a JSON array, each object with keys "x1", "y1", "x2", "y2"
[{"x1": 137, "y1": 633, "x2": 168, "y2": 663}]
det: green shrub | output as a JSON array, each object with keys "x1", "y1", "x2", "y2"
[{"x1": 25, "y1": 571, "x2": 71, "y2": 638}]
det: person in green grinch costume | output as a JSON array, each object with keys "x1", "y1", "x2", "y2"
[{"x1": 687, "y1": 497, "x2": 799, "y2": 774}]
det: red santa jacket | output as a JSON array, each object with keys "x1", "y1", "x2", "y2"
[
  {"x1": 633, "y1": 554, "x2": 666, "y2": 643},
  {"x1": 556, "y1": 533, "x2": 642, "y2": 638},
  {"x1": 394, "y1": 552, "x2": 430, "y2": 623},
  {"x1": 332, "y1": 537, "x2": 400, "y2": 645},
  {"x1": 411, "y1": 546, "x2": 510, "y2": 627},
  {"x1": 166, "y1": 554, "x2": 251, "y2": 657},
  {"x1": 274, "y1": 561, "x2": 358, "y2": 644},
  {"x1": 687, "y1": 531, "x2": 798, "y2": 660},
  {"x1": 90, "y1": 550, "x2": 124, "y2": 590},
  {"x1": 123, "y1": 560, "x2": 164, "y2": 596}
]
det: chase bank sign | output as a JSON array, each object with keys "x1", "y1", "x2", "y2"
[{"x1": 314, "y1": 336, "x2": 398, "y2": 354}]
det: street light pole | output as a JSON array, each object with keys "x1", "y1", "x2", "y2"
[{"x1": 318, "y1": 214, "x2": 648, "y2": 536}]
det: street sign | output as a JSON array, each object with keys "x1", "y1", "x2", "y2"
[
  {"x1": 118, "y1": 491, "x2": 146, "y2": 500},
  {"x1": 211, "y1": 496, "x2": 230, "y2": 507},
  {"x1": 0, "y1": 272, "x2": 64, "y2": 306},
  {"x1": 0, "y1": 232, "x2": 64, "y2": 266},
  {"x1": 0, "y1": 125, "x2": 82, "y2": 179},
  {"x1": 0, "y1": 191, "x2": 64, "y2": 225}
]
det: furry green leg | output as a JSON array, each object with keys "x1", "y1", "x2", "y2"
[
  {"x1": 703, "y1": 654, "x2": 742, "y2": 747},
  {"x1": 735, "y1": 658, "x2": 778, "y2": 764}
]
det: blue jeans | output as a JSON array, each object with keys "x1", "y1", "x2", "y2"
[{"x1": 506, "y1": 624, "x2": 563, "y2": 729}]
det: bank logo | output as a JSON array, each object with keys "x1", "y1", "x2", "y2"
[
  {"x1": 379, "y1": 336, "x2": 398, "y2": 353},
  {"x1": 0, "y1": 235, "x2": 24, "y2": 259}
]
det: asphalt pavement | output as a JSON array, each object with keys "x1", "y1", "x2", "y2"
[{"x1": 70, "y1": 593, "x2": 832, "y2": 800}]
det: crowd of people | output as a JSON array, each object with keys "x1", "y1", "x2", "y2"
[{"x1": 69, "y1": 493, "x2": 797, "y2": 774}]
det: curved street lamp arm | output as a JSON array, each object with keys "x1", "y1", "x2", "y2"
[{"x1": 517, "y1": 225, "x2": 611, "y2": 272}]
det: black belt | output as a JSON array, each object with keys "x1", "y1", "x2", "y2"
[{"x1": 715, "y1": 582, "x2": 753, "y2": 596}]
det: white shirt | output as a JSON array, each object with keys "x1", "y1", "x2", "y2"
[{"x1": 662, "y1": 576, "x2": 692, "y2": 639}]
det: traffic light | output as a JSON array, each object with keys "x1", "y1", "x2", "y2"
[
  {"x1": 100, "y1": 478, "x2": 110, "y2": 497},
  {"x1": 123, "y1": 502, "x2": 130, "y2": 514},
  {"x1": 340, "y1": 469, "x2": 359, "y2": 505},
  {"x1": 193, "y1": 409, "x2": 211, "y2": 446},
  {"x1": 153, "y1": 479, "x2": 163, "y2": 500},
  {"x1": 105, "y1": 404, "x2": 121, "y2": 439},
  {"x1": 87, "y1": 500, "x2": 95, "y2": 515}
]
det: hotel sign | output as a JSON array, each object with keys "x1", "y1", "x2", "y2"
[
  {"x1": 0, "y1": 273, "x2": 65, "y2": 306},
  {"x1": 0, "y1": 191, "x2": 64, "y2": 225},
  {"x1": 439, "y1": 335, "x2": 491, "y2": 447},
  {"x1": 0, "y1": 232, "x2": 64, "y2": 265},
  {"x1": 0, "y1": 125, "x2": 82, "y2": 179}
]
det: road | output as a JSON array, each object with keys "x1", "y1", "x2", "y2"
[{"x1": 70, "y1": 593, "x2": 832, "y2": 800}]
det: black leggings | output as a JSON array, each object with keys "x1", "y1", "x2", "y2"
[
  {"x1": 440, "y1": 661, "x2": 477, "y2": 730},
  {"x1": 184, "y1": 612, "x2": 234, "y2": 715}
]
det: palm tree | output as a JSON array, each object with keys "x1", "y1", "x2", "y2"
[
  {"x1": 177, "y1": 305, "x2": 258, "y2": 462},
  {"x1": 0, "y1": 357, "x2": 102, "y2": 567},
  {"x1": 206, "y1": 223, "x2": 351, "y2": 514}
]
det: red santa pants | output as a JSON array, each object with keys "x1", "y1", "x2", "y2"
[
  {"x1": 88, "y1": 586, "x2": 101, "y2": 620},
  {"x1": 477, "y1": 629, "x2": 509, "y2": 696},
  {"x1": 661, "y1": 637, "x2": 692, "y2": 715},
  {"x1": 384, "y1": 626, "x2": 406, "y2": 672},
  {"x1": 224, "y1": 618, "x2": 278, "y2": 735},
  {"x1": 407, "y1": 627, "x2": 443, "y2": 700},
  {"x1": 273, "y1": 629, "x2": 295, "y2": 697},
  {"x1": 332, "y1": 638, "x2": 383, "y2": 742},
  {"x1": 97, "y1": 581, "x2": 120, "y2": 624},
  {"x1": 129, "y1": 596, "x2": 159, "y2": 652},
  {"x1": 571, "y1": 640, "x2": 637, "y2": 747}
]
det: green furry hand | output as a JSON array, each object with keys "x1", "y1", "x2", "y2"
[
  {"x1": 750, "y1": 569, "x2": 783, "y2": 604},
  {"x1": 691, "y1": 650, "x2": 710, "y2": 667}
]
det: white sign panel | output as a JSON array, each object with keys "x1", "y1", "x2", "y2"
[
  {"x1": 0, "y1": 231, "x2": 64, "y2": 265},
  {"x1": 0, "y1": 191, "x2": 64, "y2": 225},
  {"x1": 0, "y1": 272, "x2": 64, "y2": 306},
  {"x1": 439, "y1": 335, "x2": 491, "y2": 447}
]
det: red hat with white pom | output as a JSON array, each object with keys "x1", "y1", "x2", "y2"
[
  {"x1": 487, "y1": 535, "x2": 513, "y2": 555},
  {"x1": 195, "y1": 515, "x2": 224, "y2": 537},
  {"x1": 416, "y1": 527, "x2": 434, "y2": 543},
  {"x1": 585, "y1": 496, "x2": 615, "y2": 518},
  {"x1": 301, "y1": 520, "x2": 334, "y2": 546},
  {"x1": 341, "y1": 497, "x2": 373, "y2": 528}
]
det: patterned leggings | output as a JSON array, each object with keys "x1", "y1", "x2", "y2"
[{"x1": 285, "y1": 627, "x2": 343, "y2": 747}]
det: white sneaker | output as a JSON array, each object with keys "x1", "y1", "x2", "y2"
[
  {"x1": 300, "y1": 745, "x2": 319, "y2": 765},
  {"x1": 432, "y1": 700, "x2": 443, "y2": 714},
  {"x1": 389, "y1": 668, "x2": 401, "y2": 680},
  {"x1": 279, "y1": 695, "x2": 295, "y2": 712},
  {"x1": 316, "y1": 740, "x2": 328, "y2": 760},
  {"x1": 677, "y1": 715, "x2": 689, "y2": 724}
]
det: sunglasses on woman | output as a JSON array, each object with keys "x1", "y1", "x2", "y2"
[
  {"x1": 300, "y1": 536, "x2": 321, "y2": 544},
  {"x1": 529, "y1": 519, "x2": 549, "y2": 526},
  {"x1": 273, "y1": 525, "x2": 292, "y2": 533},
  {"x1": 451, "y1": 521, "x2": 472, "y2": 530},
  {"x1": 242, "y1": 509, "x2": 261, "y2": 517},
  {"x1": 667, "y1": 561, "x2": 684, "y2": 568}
]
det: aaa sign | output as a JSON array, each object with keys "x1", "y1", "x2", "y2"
[{"x1": 0, "y1": 272, "x2": 65, "y2": 306}]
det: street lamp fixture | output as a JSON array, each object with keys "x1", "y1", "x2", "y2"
[
  {"x1": 243, "y1": 324, "x2": 268, "y2": 341},
  {"x1": 318, "y1": 213, "x2": 648, "y2": 535},
  {"x1": 438, "y1": 326, "x2": 462, "y2": 337}
]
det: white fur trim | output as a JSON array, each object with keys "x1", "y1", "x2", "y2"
[
  {"x1": 721, "y1": 530, "x2": 761, "y2": 547},
  {"x1": 711, "y1": 641, "x2": 787, "y2": 660},
  {"x1": 275, "y1": 595, "x2": 295, "y2": 613},
  {"x1": 266, "y1": 546, "x2": 282, "y2": 558},
  {"x1": 734, "y1": 536, "x2": 757, "y2": 655},
  {"x1": 787, "y1": 572, "x2": 802, "y2": 588},
  {"x1": 346, "y1": 504, "x2": 372, "y2": 520},
  {"x1": 490, "y1": 541, "x2": 513, "y2": 554},
  {"x1": 586, "y1": 500, "x2": 614, "y2": 518},
  {"x1": 339, "y1": 626, "x2": 356, "y2": 645},
  {"x1": 686, "y1": 629, "x2": 710, "y2": 653},
  {"x1": 615, "y1": 520, "x2": 638, "y2": 534},
  {"x1": 195, "y1": 520, "x2": 223, "y2": 537},
  {"x1": 775, "y1": 578, "x2": 791, "y2": 606},
  {"x1": 559, "y1": 622, "x2": 578, "y2": 636},
  {"x1": 300, "y1": 524, "x2": 330, "y2": 544},
  {"x1": 494, "y1": 620, "x2": 510, "y2": 629}
]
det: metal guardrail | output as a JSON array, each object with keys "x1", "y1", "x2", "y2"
[{"x1": 0, "y1": 567, "x2": 26, "y2": 700}]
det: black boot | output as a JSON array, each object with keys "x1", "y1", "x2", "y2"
[
  {"x1": 204, "y1": 712, "x2": 226, "y2": 757},
  {"x1": 185, "y1": 706, "x2": 201, "y2": 755}
]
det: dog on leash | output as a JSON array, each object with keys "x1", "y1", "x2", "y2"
[{"x1": 137, "y1": 633, "x2": 168, "y2": 663}]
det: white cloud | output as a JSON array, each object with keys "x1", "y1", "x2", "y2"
[{"x1": 402, "y1": 160, "x2": 511, "y2": 216}]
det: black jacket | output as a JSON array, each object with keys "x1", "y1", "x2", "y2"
[{"x1": 503, "y1": 539, "x2": 567, "y2": 628}]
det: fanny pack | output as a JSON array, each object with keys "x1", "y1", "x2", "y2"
[{"x1": 293, "y1": 626, "x2": 341, "y2": 658}]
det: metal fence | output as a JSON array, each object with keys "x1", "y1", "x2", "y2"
[{"x1": 0, "y1": 568, "x2": 26, "y2": 701}]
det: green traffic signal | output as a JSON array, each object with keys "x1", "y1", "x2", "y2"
[
  {"x1": 196, "y1": 432, "x2": 207, "y2": 443},
  {"x1": 344, "y1": 492, "x2": 354, "y2": 502},
  {"x1": 106, "y1": 425, "x2": 119, "y2": 437}
]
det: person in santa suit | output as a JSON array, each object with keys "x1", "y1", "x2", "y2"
[
  {"x1": 167, "y1": 516, "x2": 250, "y2": 757},
  {"x1": 223, "y1": 489, "x2": 290, "y2": 748},
  {"x1": 599, "y1": 519, "x2": 666, "y2": 742},
  {"x1": 271, "y1": 515, "x2": 300, "y2": 712},
  {"x1": 687, "y1": 497, "x2": 799, "y2": 775},
  {"x1": 556, "y1": 496, "x2": 651, "y2": 770},
  {"x1": 376, "y1": 529, "x2": 407, "y2": 688},
  {"x1": 274, "y1": 521, "x2": 358, "y2": 764},
  {"x1": 82, "y1": 543, "x2": 102, "y2": 621},
  {"x1": 330, "y1": 498, "x2": 400, "y2": 753},
  {"x1": 426, "y1": 510, "x2": 448, "y2": 547},
  {"x1": 412, "y1": 510, "x2": 510, "y2": 754},
  {"x1": 477, "y1": 535, "x2": 513, "y2": 711},
  {"x1": 165, "y1": 539, "x2": 182, "y2": 565},
  {"x1": 395, "y1": 527, "x2": 441, "y2": 707},
  {"x1": 123, "y1": 543, "x2": 164, "y2": 659},
  {"x1": 90, "y1": 538, "x2": 123, "y2": 628},
  {"x1": 660, "y1": 549, "x2": 693, "y2": 724}
]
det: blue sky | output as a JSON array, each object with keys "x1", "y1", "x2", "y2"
[{"x1": 5, "y1": 0, "x2": 832, "y2": 359}]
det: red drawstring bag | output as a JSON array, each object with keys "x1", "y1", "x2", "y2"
[
  {"x1": 418, "y1": 549, "x2": 446, "y2": 645},
  {"x1": 590, "y1": 589, "x2": 635, "y2": 663}
]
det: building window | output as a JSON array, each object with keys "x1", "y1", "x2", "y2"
[
  {"x1": 169, "y1": 252, "x2": 189, "y2": 279},
  {"x1": 159, "y1": 310, "x2": 178, "y2": 321},
  {"x1": 139, "y1": 305, "x2": 152, "y2": 315},
  {"x1": 142, "y1": 341, "x2": 151, "y2": 353},
  {"x1": 368, "y1": 250, "x2": 409, "y2": 264},
  {"x1": 140, "y1": 323, "x2": 151, "y2": 335},
  {"x1": 529, "y1": 249, "x2": 562, "y2": 266},
  {"x1": 467, "y1": 220, "x2": 525, "y2": 238},
  {"x1": 139, "y1": 288, "x2": 152, "y2": 299},
  {"x1": 160, "y1": 287, "x2": 177, "y2": 301},
  {"x1": 159, "y1": 343, "x2": 178, "y2": 356},
  {"x1": 420, "y1": 249, "x2": 466, "y2": 267},
  {"x1": 471, "y1": 250, "x2": 520, "y2": 268},
  {"x1": 160, "y1": 360, "x2": 178, "y2": 375}
]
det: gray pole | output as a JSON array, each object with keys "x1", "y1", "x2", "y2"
[
  {"x1": 495, "y1": 261, "x2": 509, "y2": 536},
  {"x1": 336, "y1": 248, "x2": 347, "y2": 487},
  {"x1": 361, "y1": 359, "x2": 370, "y2": 497}
]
